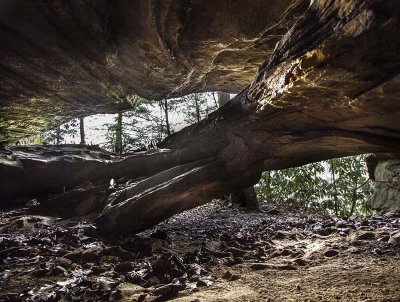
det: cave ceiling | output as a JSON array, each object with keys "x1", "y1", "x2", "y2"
[{"x1": 0, "y1": 0, "x2": 307, "y2": 144}]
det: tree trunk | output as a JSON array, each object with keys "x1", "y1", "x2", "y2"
[
  {"x1": 194, "y1": 94, "x2": 201, "y2": 123},
  {"x1": 163, "y1": 99, "x2": 171, "y2": 136},
  {"x1": 212, "y1": 92, "x2": 219, "y2": 108},
  {"x1": 1, "y1": 0, "x2": 400, "y2": 235},
  {"x1": 231, "y1": 187, "x2": 260, "y2": 211},
  {"x1": 56, "y1": 127, "x2": 61, "y2": 145},
  {"x1": 159, "y1": 102, "x2": 165, "y2": 141},
  {"x1": 330, "y1": 159, "x2": 339, "y2": 216},
  {"x1": 217, "y1": 92, "x2": 230, "y2": 107},
  {"x1": 349, "y1": 177, "x2": 359, "y2": 218},
  {"x1": 115, "y1": 112, "x2": 123, "y2": 154},
  {"x1": 218, "y1": 91, "x2": 259, "y2": 209},
  {"x1": 80, "y1": 117, "x2": 85, "y2": 145}
]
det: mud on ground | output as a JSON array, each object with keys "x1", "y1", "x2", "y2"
[{"x1": 1, "y1": 202, "x2": 399, "y2": 302}]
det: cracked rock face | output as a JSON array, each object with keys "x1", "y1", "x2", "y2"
[
  {"x1": 0, "y1": 0, "x2": 306, "y2": 144},
  {"x1": 371, "y1": 159, "x2": 400, "y2": 212}
]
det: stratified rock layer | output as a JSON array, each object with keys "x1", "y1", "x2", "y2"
[
  {"x1": 371, "y1": 158, "x2": 400, "y2": 212},
  {"x1": 0, "y1": 0, "x2": 306, "y2": 143}
]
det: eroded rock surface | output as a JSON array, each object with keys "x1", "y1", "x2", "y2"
[
  {"x1": 0, "y1": 0, "x2": 306, "y2": 143},
  {"x1": 370, "y1": 156, "x2": 400, "y2": 212}
]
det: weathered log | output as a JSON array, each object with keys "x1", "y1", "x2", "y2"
[
  {"x1": 0, "y1": 142, "x2": 220, "y2": 202},
  {"x1": 35, "y1": 182, "x2": 111, "y2": 217}
]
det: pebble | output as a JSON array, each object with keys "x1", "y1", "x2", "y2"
[
  {"x1": 55, "y1": 257, "x2": 72, "y2": 268},
  {"x1": 197, "y1": 278, "x2": 213, "y2": 287},
  {"x1": 356, "y1": 232, "x2": 376, "y2": 240},
  {"x1": 274, "y1": 231, "x2": 286, "y2": 240},
  {"x1": 293, "y1": 258, "x2": 308, "y2": 266},
  {"x1": 63, "y1": 250, "x2": 82, "y2": 262},
  {"x1": 81, "y1": 248, "x2": 100, "y2": 262},
  {"x1": 227, "y1": 247, "x2": 247, "y2": 257},
  {"x1": 388, "y1": 230, "x2": 400, "y2": 245},
  {"x1": 222, "y1": 270, "x2": 240, "y2": 281},
  {"x1": 115, "y1": 261, "x2": 134, "y2": 273},
  {"x1": 324, "y1": 249, "x2": 339, "y2": 257},
  {"x1": 51, "y1": 265, "x2": 68, "y2": 276},
  {"x1": 250, "y1": 263, "x2": 296, "y2": 270},
  {"x1": 151, "y1": 283, "x2": 184, "y2": 297}
]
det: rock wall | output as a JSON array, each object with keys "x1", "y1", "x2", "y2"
[{"x1": 370, "y1": 155, "x2": 400, "y2": 212}]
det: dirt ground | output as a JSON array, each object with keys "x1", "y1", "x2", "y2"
[{"x1": 1, "y1": 201, "x2": 399, "y2": 302}]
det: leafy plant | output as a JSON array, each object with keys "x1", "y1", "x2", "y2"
[
  {"x1": 256, "y1": 155, "x2": 373, "y2": 217},
  {"x1": 42, "y1": 119, "x2": 79, "y2": 145}
]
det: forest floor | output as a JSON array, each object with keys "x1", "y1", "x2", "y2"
[{"x1": 1, "y1": 201, "x2": 400, "y2": 302}]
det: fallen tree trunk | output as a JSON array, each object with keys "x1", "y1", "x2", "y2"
[
  {"x1": 1, "y1": 0, "x2": 400, "y2": 235},
  {"x1": 0, "y1": 141, "x2": 221, "y2": 202}
]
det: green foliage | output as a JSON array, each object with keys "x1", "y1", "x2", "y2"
[
  {"x1": 101, "y1": 93, "x2": 218, "y2": 153},
  {"x1": 22, "y1": 134, "x2": 44, "y2": 145},
  {"x1": 102, "y1": 100, "x2": 165, "y2": 153},
  {"x1": 257, "y1": 163, "x2": 328, "y2": 206},
  {"x1": 29, "y1": 93, "x2": 218, "y2": 151},
  {"x1": 42, "y1": 119, "x2": 79, "y2": 145},
  {"x1": 327, "y1": 157, "x2": 373, "y2": 217},
  {"x1": 256, "y1": 155, "x2": 373, "y2": 217},
  {"x1": 177, "y1": 93, "x2": 218, "y2": 124}
]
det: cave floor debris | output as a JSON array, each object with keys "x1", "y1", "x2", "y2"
[{"x1": 1, "y1": 201, "x2": 399, "y2": 302}]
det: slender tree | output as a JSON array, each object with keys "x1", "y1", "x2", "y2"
[
  {"x1": 194, "y1": 94, "x2": 201, "y2": 123},
  {"x1": 56, "y1": 126, "x2": 61, "y2": 145},
  {"x1": 212, "y1": 92, "x2": 219, "y2": 108},
  {"x1": 217, "y1": 92, "x2": 230, "y2": 107},
  {"x1": 115, "y1": 112, "x2": 123, "y2": 154},
  {"x1": 79, "y1": 117, "x2": 85, "y2": 145},
  {"x1": 349, "y1": 177, "x2": 359, "y2": 217},
  {"x1": 329, "y1": 159, "x2": 339, "y2": 216},
  {"x1": 162, "y1": 99, "x2": 171, "y2": 136},
  {"x1": 158, "y1": 102, "x2": 165, "y2": 141}
]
